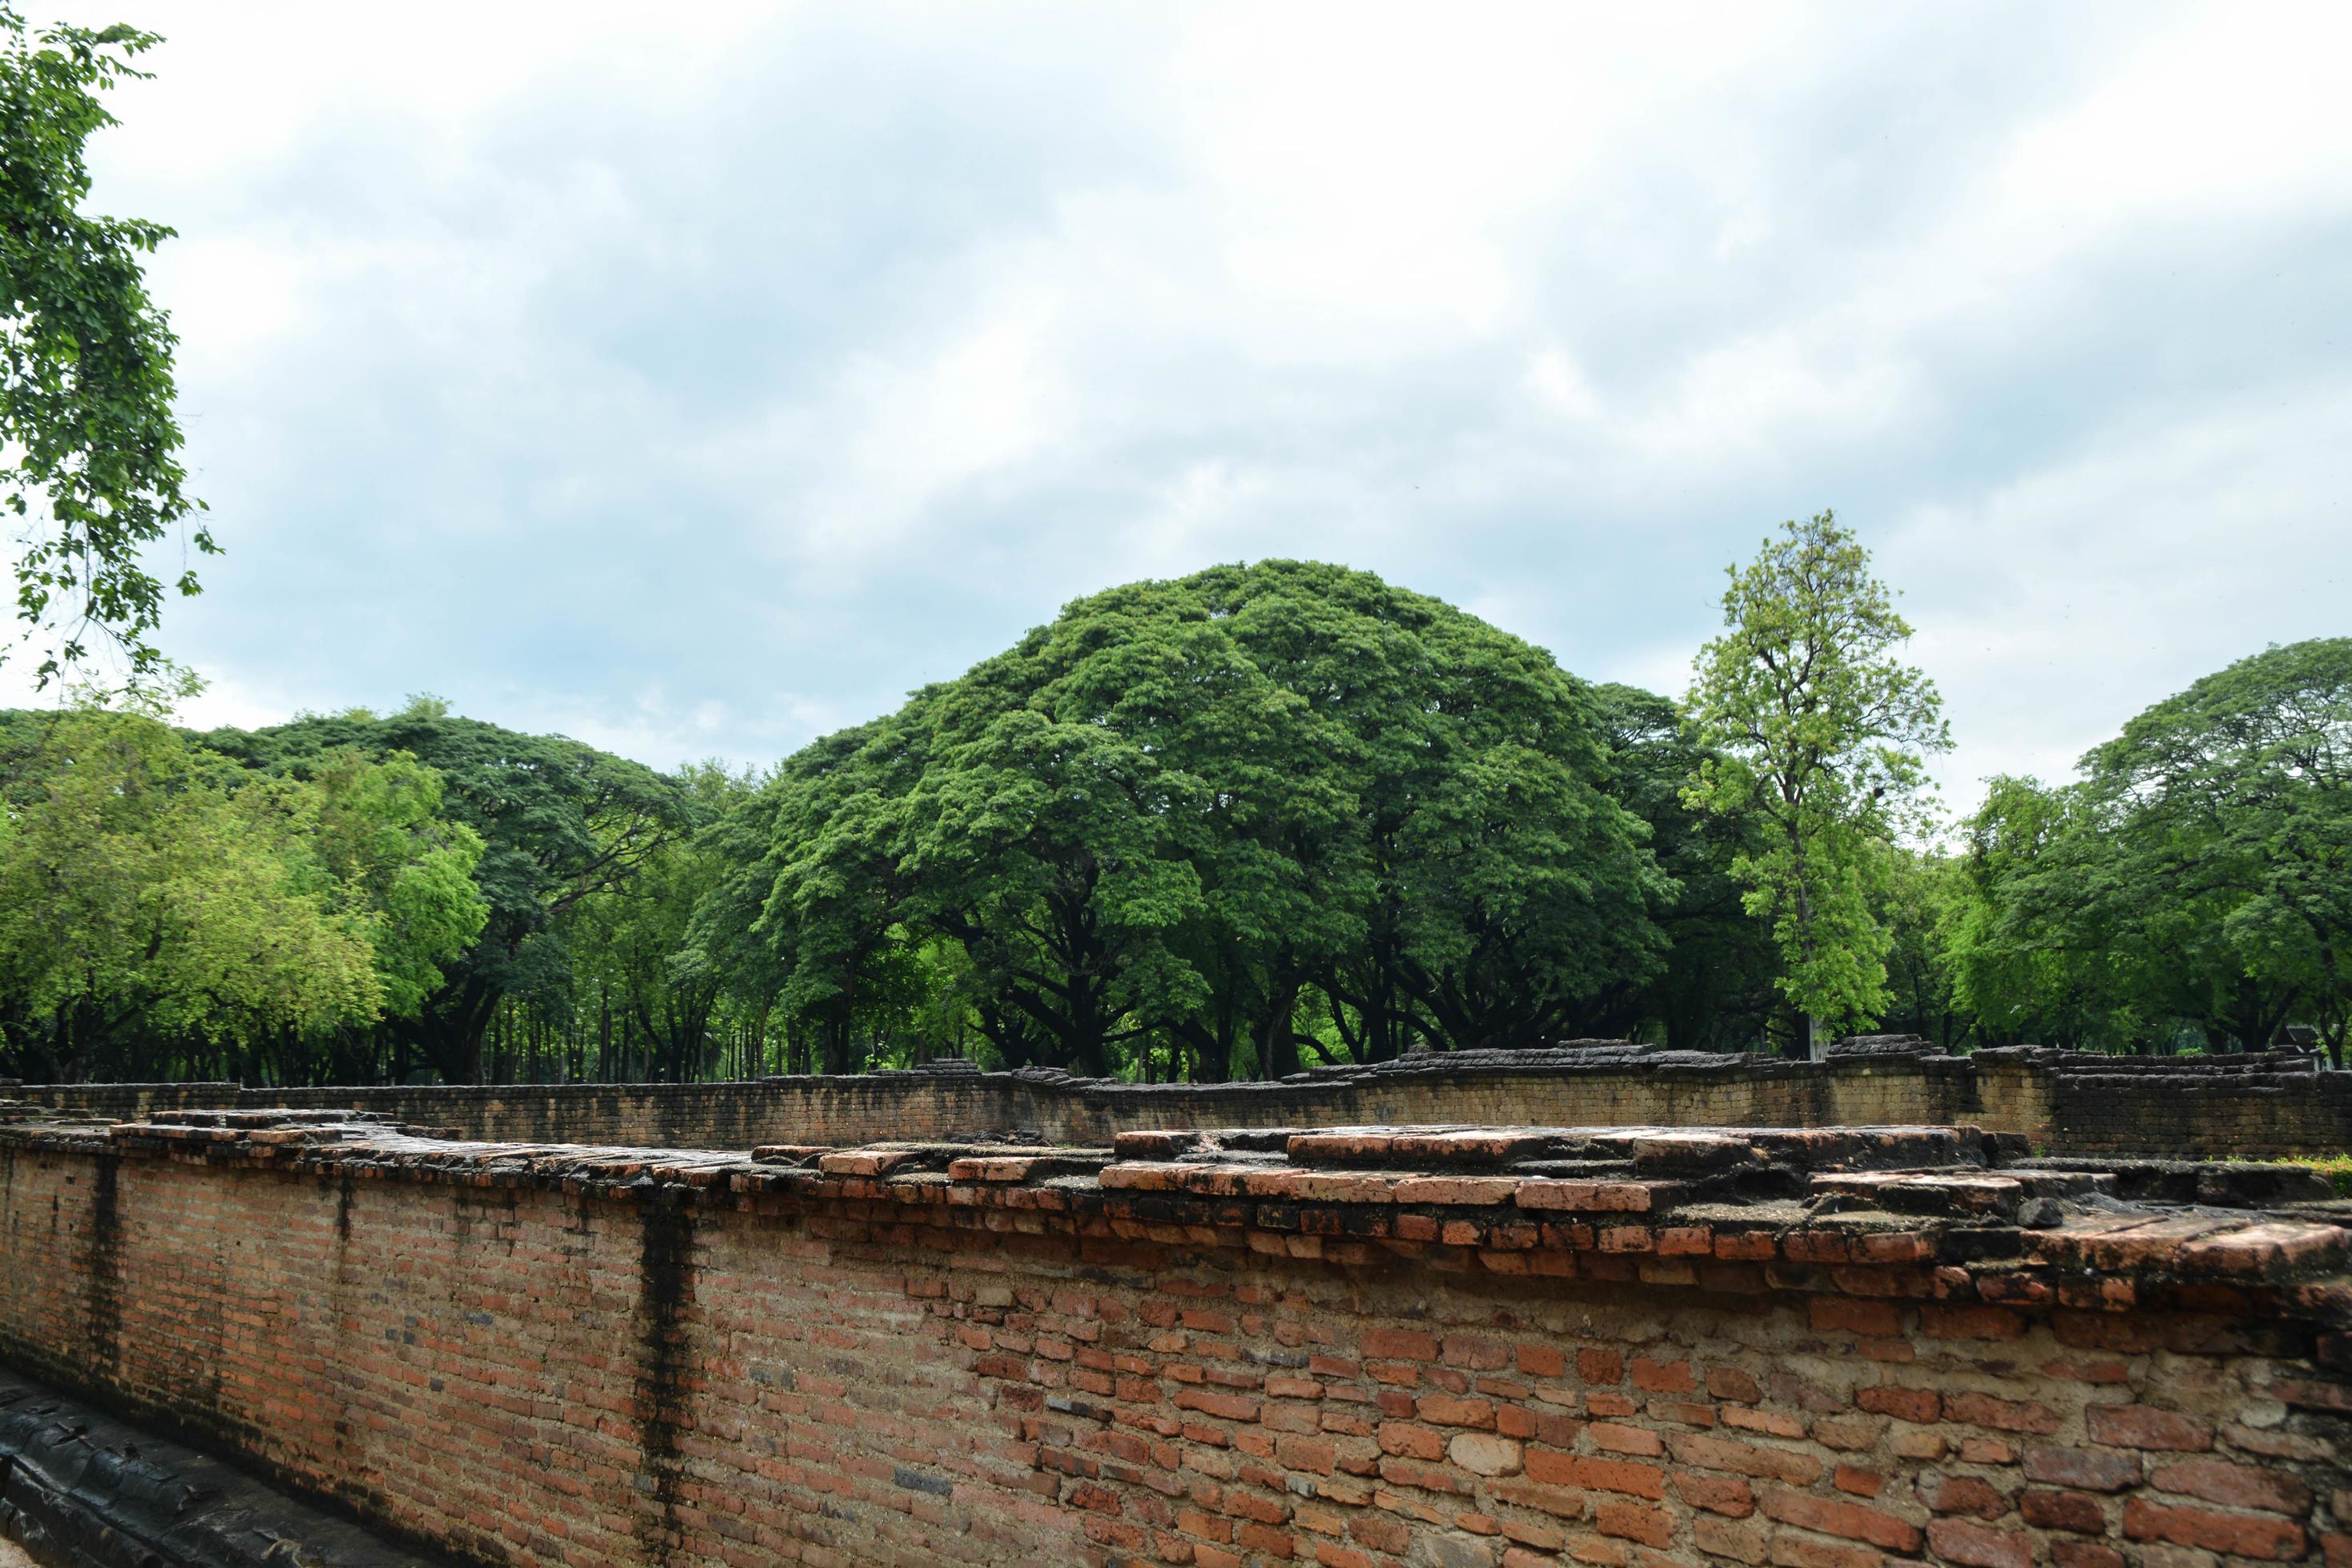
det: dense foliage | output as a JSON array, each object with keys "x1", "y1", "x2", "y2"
[
  {"x1": 0, "y1": 559, "x2": 2341, "y2": 1086},
  {"x1": 0, "y1": 706, "x2": 486, "y2": 1081},
  {"x1": 194, "y1": 700, "x2": 714, "y2": 1083},
  {"x1": 701, "y1": 562, "x2": 1673, "y2": 1078},
  {"x1": 1947, "y1": 639, "x2": 2352, "y2": 1060}
]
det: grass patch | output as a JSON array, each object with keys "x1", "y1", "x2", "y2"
[{"x1": 2278, "y1": 1154, "x2": 2352, "y2": 1198}]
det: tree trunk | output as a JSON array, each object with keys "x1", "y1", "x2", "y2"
[{"x1": 1257, "y1": 978, "x2": 1302, "y2": 1080}]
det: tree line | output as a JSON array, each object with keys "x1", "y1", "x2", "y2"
[
  {"x1": 2, "y1": 537, "x2": 2345, "y2": 1086},
  {"x1": 7, "y1": 18, "x2": 2343, "y2": 1085}
]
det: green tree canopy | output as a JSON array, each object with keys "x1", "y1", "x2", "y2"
[
  {"x1": 567, "y1": 759, "x2": 757, "y2": 1083},
  {"x1": 1590, "y1": 682, "x2": 1782, "y2": 1051},
  {"x1": 2087, "y1": 638, "x2": 2352, "y2": 1054},
  {"x1": 198, "y1": 701, "x2": 704, "y2": 1082},
  {"x1": 2, "y1": 9, "x2": 211, "y2": 687},
  {"x1": 723, "y1": 561, "x2": 1672, "y2": 1079},
  {"x1": 1958, "y1": 639, "x2": 2352, "y2": 1057},
  {"x1": 0, "y1": 708, "x2": 483, "y2": 1080}
]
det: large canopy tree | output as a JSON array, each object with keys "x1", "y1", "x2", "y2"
[
  {"x1": 1944, "y1": 774, "x2": 2147, "y2": 1049},
  {"x1": 1956, "y1": 640, "x2": 2352, "y2": 1057},
  {"x1": 2086, "y1": 638, "x2": 2352, "y2": 1054},
  {"x1": 722, "y1": 561, "x2": 1672, "y2": 1078},
  {"x1": 201, "y1": 701, "x2": 704, "y2": 1082}
]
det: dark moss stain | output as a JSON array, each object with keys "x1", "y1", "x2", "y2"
[
  {"x1": 572, "y1": 1189, "x2": 597, "y2": 1242},
  {"x1": 632, "y1": 1190, "x2": 695, "y2": 1566},
  {"x1": 330, "y1": 1169, "x2": 357, "y2": 1464},
  {"x1": 1798, "y1": 1069, "x2": 1831, "y2": 1131},
  {"x1": 86, "y1": 1150, "x2": 121, "y2": 1374}
]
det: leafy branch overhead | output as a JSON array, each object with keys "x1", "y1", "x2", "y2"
[{"x1": 1, "y1": 7, "x2": 211, "y2": 687}]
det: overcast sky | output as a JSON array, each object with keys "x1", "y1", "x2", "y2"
[{"x1": 18, "y1": 1, "x2": 2350, "y2": 812}]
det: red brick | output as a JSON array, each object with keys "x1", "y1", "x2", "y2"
[
  {"x1": 1854, "y1": 1385, "x2": 1938, "y2": 1423},
  {"x1": 1809, "y1": 1297, "x2": 1902, "y2": 1337},
  {"x1": 2085, "y1": 1405, "x2": 2211, "y2": 1452},
  {"x1": 1833, "y1": 1466, "x2": 1881, "y2": 1498},
  {"x1": 1916, "y1": 1472, "x2": 2007, "y2": 1520},
  {"x1": 1919, "y1": 1306, "x2": 2026, "y2": 1342},
  {"x1": 1236, "y1": 1522, "x2": 1296, "y2": 1558},
  {"x1": 1361, "y1": 1329, "x2": 1440, "y2": 1363},
  {"x1": 1762, "y1": 1531, "x2": 1882, "y2": 1568},
  {"x1": 2049, "y1": 1545, "x2": 2124, "y2": 1568},
  {"x1": 1516, "y1": 1343, "x2": 1567, "y2": 1379},
  {"x1": 2149, "y1": 1458, "x2": 2310, "y2": 1514},
  {"x1": 2019, "y1": 1489, "x2": 2106, "y2": 1533},
  {"x1": 1926, "y1": 1517, "x2": 2034, "y2": 1568},
  {"x1": 2123, "y1": 1496, "x2": 2306, "y2": 1559},
  {"x1": 1707, "y1": 1366, "x2": 1763, "y2": 1403},
  {"x1": 2021, "y1": 1446, "x2": 2139, "y2": 1492},
  {"x1": 1589, "y1": 1422, "x2": 1663, "y2": 1457},
  {"x1": 1631, "y1": 1357, "x2": 1694, "y2": 1393},
  {"x1": 1666, "y1": 1430, "x2": 1825, "y2": 1487},
  {"x1": 1672, "y1": 1471, "x2": 1755, "y2": 1517},
  {"x1": 1941, "y1": 1391, "x2": 2059, "y2": 1435},
  {"x1": 1414, "y1": 1394, "x2": 1494, "y2": 1429},
  {"x1": 1759, "y1": 1487, "x2": 1922, "y2": 1553},
  {"x1": 1522, "y1": 1450, "x2": 1666, "y2": 1498},
  {"x1": 11, "y1": 1104, "x2": 2346, "y2": 1568},
  {"x1": 1692, "y1": 1515, "x2": 1766, "y2": 1563},
  {"x1": 1594, "y1": 1498, "x2": 1674, "y2": 1547}
]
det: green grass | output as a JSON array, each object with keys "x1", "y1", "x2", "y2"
[{"x1": 2278, "y1": 1154, "x2": 2352, "y2": 1198}]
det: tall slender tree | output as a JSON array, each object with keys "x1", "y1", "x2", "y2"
[{"x1": 1684, "y1": 512, "x2": 1949, "y2": 1052}]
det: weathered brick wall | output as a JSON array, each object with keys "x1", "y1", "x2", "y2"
[
  {"x1": 3, "y1": 1119, "x2": 2350, "y2": 1567},
  {"x1": 2042, "y1": 1057, "x2": 2352, "y2": 1160},
  {"x1": 11, "y1": 1047, "x2": 2350, "y2": 1158},
  {"x1": 5, "y1": 1056, "x2": 1985, "y2": 1150}
]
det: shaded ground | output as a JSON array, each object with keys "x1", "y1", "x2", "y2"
[{"x1": 0, "y1": 1372, "x2": 450, "y2": 1566}]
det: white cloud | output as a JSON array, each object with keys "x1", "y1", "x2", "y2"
[
  {"x1": 5, "y1": 0, "x2": 2342, "y2": 794},
  {"x1": 1990, "y1": 4, "x2": 2352, "y2": 238},
  {"x1": 1894, "y1": 374, "x2": 2352, "y2": 806}
]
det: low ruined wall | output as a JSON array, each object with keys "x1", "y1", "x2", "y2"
[
  {"x1": 10, "y1": 1046, "x2": 2349, "y2": 1158},
  {"x1": 2042, "y1": 1054, "x2": 2352, "y2": 1160},
  {"x1": 6, "y1": 1052, "x2": 1989, "y2": 1150},
  {"x1": 3, "y1": 1115, "x2": 2351, "y2": 1567}
]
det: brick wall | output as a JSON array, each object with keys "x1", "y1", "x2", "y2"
[
  {"x1": 10, "y1": 1047, "x2": 2350, "y2": 1158},
  {"x1": 3, "y1": 1120, "x2": 2350, "y2": 1567},
  {"x1": 2042, "y1": 1058, "x2": 2352, "y2": 1160},
  {"x1": 6, "y1": 1056, "x2": 1984, "y2": 1151}
]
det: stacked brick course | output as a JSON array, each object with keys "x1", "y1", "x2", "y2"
[{"x1": 3, "y1": 1109, "x2": 2351, "y2": 1566}]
